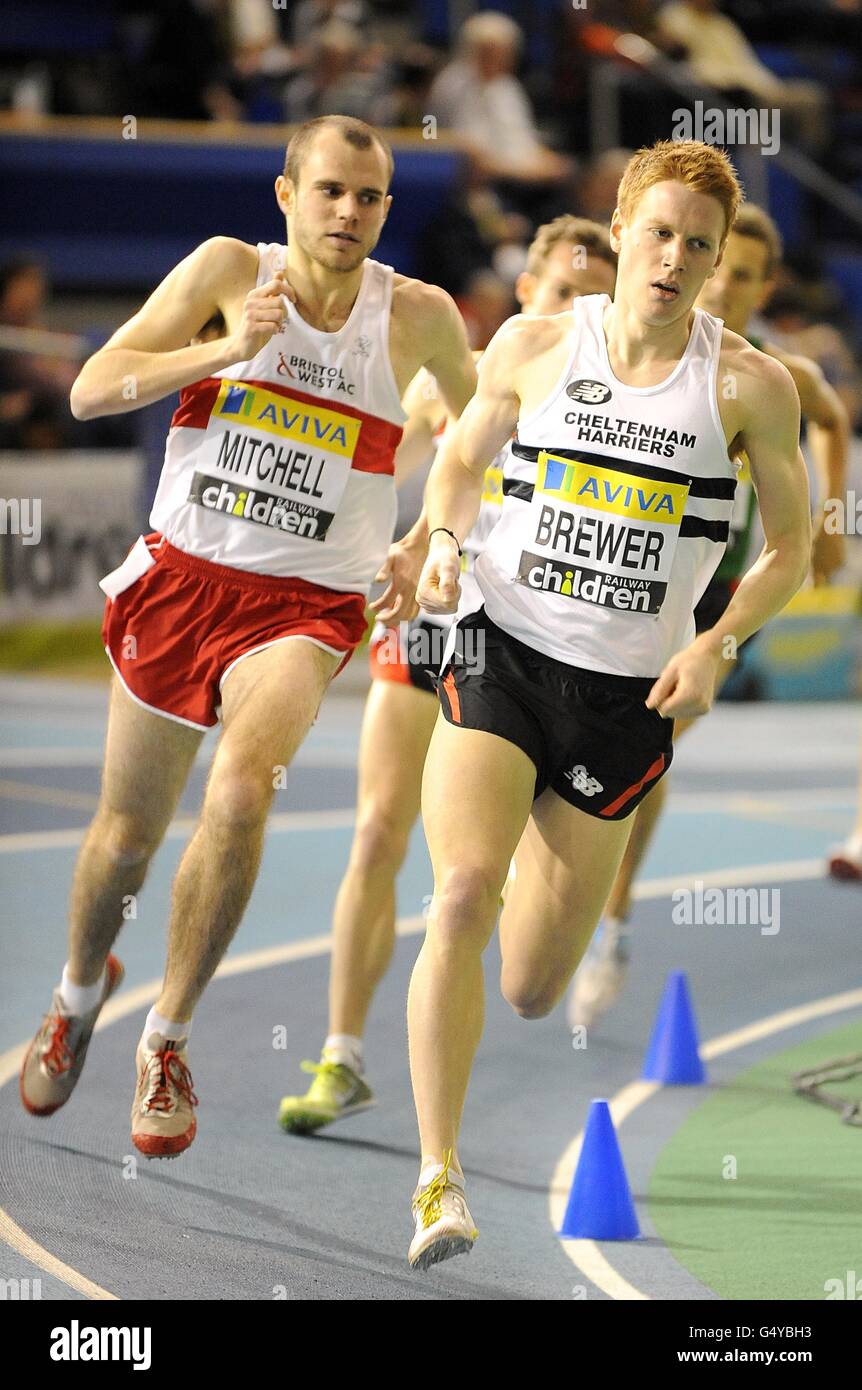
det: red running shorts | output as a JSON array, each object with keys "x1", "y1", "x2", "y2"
[{"x1": 100, "y1": 533, "x2": 367, "y2": 729}]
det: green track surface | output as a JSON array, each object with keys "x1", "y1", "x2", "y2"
[{"x1": 649, "y1": 1021, "x2": 862, "y2": 1300}]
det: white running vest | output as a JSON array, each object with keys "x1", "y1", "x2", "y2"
[
  {"x1": 474, "y1": 294, "x2": 737, "y2": 677},
  {"x1": 150, "y1": 244, "x2": 406, "y2": 593}
]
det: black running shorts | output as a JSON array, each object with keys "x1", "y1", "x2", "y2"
[
  {"x1": 436, "y1": 608, "x2": 674, "y2": 820},
  {"x1": 369, "y1": 616, "x2": 446, "y2": 698}
]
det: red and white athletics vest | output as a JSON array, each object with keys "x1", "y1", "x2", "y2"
[{"x1": 149, "y1": 243, "x2": 406, "y2": 593}]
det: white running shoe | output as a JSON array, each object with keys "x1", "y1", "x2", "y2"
[
  {"x1": 828, "y1": 835, "x2": 862, "y2": 883},
  {"x1": 408, "y1": 1150, "x2": 478, "y2": 1271},
  {"x1": 567, "y1": 919, "x2": 631, "y2": 1031}
]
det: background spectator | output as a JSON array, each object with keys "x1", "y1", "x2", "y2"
[
  {"x1": 578, "y1": 149, "x2": 636, "y2": 225},
  {"x1": 0, "y1": 256, "x2": 133, "y2": 450},
  {"x1": 762, "y1": 279, "x2": 862, "y2": 432},
  {"x1": 428, "y1": 11, "x2": 578, "y2": 221},
  {"x1": 291, "y1": 0, "x2": 371, "y2": 51},
  {"x1": 657, "y1": 0, "x2": 831, "y2": 151},
  {"x1": 455, "y1": 269, "x2": 517, "y2": 350},
  {"x1": 283, "y1": 20, "x2": 383, "y2": 123}
]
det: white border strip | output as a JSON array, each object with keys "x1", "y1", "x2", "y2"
[{"x1": 550, "y1": 987, "x2": 862, "y2": 1300}]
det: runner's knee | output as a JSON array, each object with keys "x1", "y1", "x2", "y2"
[
  {"x1": 428, "y1": 865, "x2": 503, "y2": 945},
  {"x1": 95, "y1": 807, "x2": 163, "y2": 867},
  {"x1": 502, "y1": 978, "x2": 558, "y2": 1020},
  {"x1": 204, "y1": 764, "x2": 273, "y2": 831},
  {"x1": 349, "y1": 810, "x2": 411, "y2": 876}
]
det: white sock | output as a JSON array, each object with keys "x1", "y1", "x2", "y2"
[
  {"x1": 419, "y1": 1155, "x2": 464, "y2": 1188},
  {"x1": 323, "y1": 1033, "x2": 364, "y2": 1074},
  {"x1": 844, "y1": 832, "x2": 862, "y2": 861},
  {"x1": 141, "y1": 1008, "x2": 192, "y2": 1051},
  {"x1": 59, "y1": 964, "x2": 105, "y2": 1015}
]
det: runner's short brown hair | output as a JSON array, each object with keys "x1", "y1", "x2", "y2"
[
  {"x1": 525, "y1": 216, "x2": 617, "y2": 278},
  {"x1": 285, "y1": 116, "x2": 394, "y2": 191},
  {"x1": 730, "y1": 204, "x2": 783, "y2": 279}
]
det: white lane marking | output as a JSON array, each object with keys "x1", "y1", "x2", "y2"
[
  {"x1": 551, "y1": 986, "x2": 862, "y2": 1300},
  {"x1": 0, "y1": 852, "x2": 844, "y2": 1299},
  {"x1": 0, "y1": 1211, "x2": 119, "y2": 1301},
  {"x1": 0, "y1": 745, "x2": 364, "y2": 771},
  {"x1": 0, "y1": 807, "x2": 357, "y2": 854},
  {"x1": 0, "y1": 916, "x2": 425, "y2": 1300},
  {"x1": 0, "y1": 779, "x2": 101, "y2": 812},
  {"x1": 668, "y1": 790, "x2": 855, "y2": 810},
  {"x1": 0, "y1": 918, "x2": 427, "y2": 1092},
  {"x1": 0, "y1": 750, "x2": 104, "y2": 767},
  {"x1": 630, "y1": 858, "x2": 825, "y2": 900},
  {"x1": 0, "y1": 750, "x2": 854, "y2": 801}
]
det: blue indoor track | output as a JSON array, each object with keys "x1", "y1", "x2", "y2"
[{"x1": 0, "y1": 674, "x2": 859, "y2": 1300}]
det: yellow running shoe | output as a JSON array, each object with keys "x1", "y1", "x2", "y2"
[
  {"x1": 277, "y1": 1054, "x2": 375, "y2": 1135},
  {"x1": 408, "y1": 1150, "x2": 478, "y2": 1271}
]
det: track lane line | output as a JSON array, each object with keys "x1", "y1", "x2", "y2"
[
  {"x1": 550, "y1": 984, "x2": 862, "y2": 1300},
  {"x1": 0, "y1": 859, "x2": 840, "y2": 1299}
]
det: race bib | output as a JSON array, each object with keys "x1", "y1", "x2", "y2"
[
  {"x1": 187, "y1": 379, "x2": 362, "y2": 542},
  {"x1": 515, "y1": 450, "x2": 691, "y2": 616}
]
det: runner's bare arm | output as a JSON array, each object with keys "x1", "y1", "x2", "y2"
[
  {"x1": 710, "y1": 358, "x2": 810, "y2": 635},
  {"x1": 367, "y1": 369, "x2": 451, "y2": 622},
  {"x1": 70, "y1": 238, "x2": 289, "y2": 419},
  {"x1": 647, "y1": 354, "x2": 810, "y2": 719},
  {"x1": 392, "y1": 368, "x2": 448, "y2": 487},
  {"x1": 417, "y1": 320, "x2": 523, "y2": 614},
  {"x1": 414, "y1": 284, "x2": 478, "y2": 422},
  {"x1": 373, "y1": 353, "x2": 484, "y2": 620},
  {"x1": 773, "y1": 348, "x2": 850, "y2": 582}
]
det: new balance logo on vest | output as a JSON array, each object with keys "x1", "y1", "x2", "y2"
[{"x1": 564, "y1": 765, "x2": 604, "y2": 796}]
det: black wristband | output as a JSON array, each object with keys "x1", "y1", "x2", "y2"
[{"x1": 428, "y1": 527, "x2": 463, "y2": 557}]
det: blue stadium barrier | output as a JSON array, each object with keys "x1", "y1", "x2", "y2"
[
  {"x1": 0, "y1": 2, "x2": 116, "y2": 53},
  {"x1": 753, "y1": 43, "x2": 856, "y2": 85},
  {"x1": 823, "y1": 248, "x2": 862, "y2": 352},
  {"x1": 0, "y1": 130, "x2": 467, "y2": 288},
  {"x1": 767, "y1": 160, "x2": 805, "y2": 253}
]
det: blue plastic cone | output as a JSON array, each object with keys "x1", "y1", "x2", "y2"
[
  {"x1": 642, "y1": 970, "x2": 706, "y2": 1084},
  {"x1": 559, "y1": 1099, "x2": 640, "y2": 1240}
]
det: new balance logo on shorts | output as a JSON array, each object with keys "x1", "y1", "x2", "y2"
[{"x1": 564, "y1": 765, "x2": 604, "y2": 796}]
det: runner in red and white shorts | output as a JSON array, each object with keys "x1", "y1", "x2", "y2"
[
  {"x1": 276, "y1": 218, "x2": 618, "y2": 1135},
  {"x1": 19, "y1": 115, "x2": 477, "y2": 1160}
]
